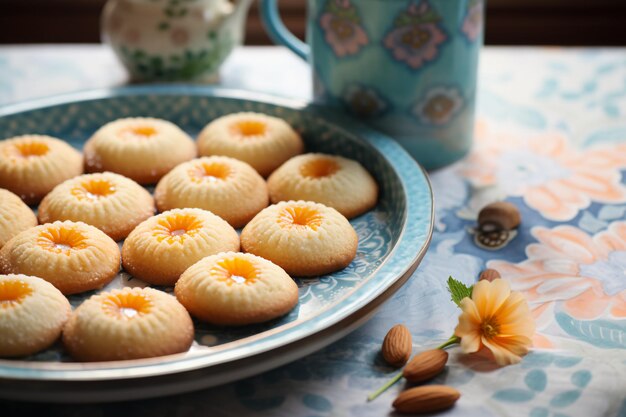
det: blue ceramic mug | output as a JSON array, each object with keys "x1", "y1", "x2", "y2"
[{"x1": 260, "y1": 0, "x2": 484, "y2": 170}]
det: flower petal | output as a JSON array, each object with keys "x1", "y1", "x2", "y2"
[
  {"x1": 496, "y1": 292, "x2": 536, "y2": 337},
  {"x1": 455, "y1": 309, "x2": 480, "y2": 335},
  {"x1": 455, "y1": 298, "x2": 483, "y2": 353},
  {"x1": 460, "y1": 332, "x2": 481, "y2": 353},
  {"x1": 459, "y1": 297, "x2": 481, "y2": 322},
  {"x1": 481, "y1": 335, "x2": 529, "y2": 366},
  {"x1": 455, "y1": 312, "x2": 479, "y2": 335},
  {"x1": 493, "y1": 334, "x2": 533, "y2": 356},
  {"x1": 473, "y1": 279, "x2": 511, "y2": 318}
]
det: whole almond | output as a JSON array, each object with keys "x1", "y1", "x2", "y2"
[
  {"x1": 479, "y1": 268, "x2": 501, "y2": 282},
  {"x1": 382, "y1": 324, "x2": 412, "y2": 367},
  {"x1": 402, "y1": 349, "x2": 448, "y2": 383},
  {"x1": 478, "y1": 201, "x2": 521, "y2": 230},
  {"x1": 393, "y1": 385, "x2": 460, "y2": 414}
]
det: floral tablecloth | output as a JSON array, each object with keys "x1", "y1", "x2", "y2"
[{"x1": 1, "y1": 45, "x2": 625, "y2": 417}]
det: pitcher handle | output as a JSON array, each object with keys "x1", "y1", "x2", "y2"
[{"x1": 260, "y1": 0, "x2": 310, "y2": 60}]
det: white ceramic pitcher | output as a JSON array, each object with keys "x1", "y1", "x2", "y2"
[{"x1": 102, "y1": 0, "x2": 253, "y2": 82}]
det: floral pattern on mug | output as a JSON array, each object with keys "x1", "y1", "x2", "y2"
[
  {"x1": 489, "y1": 221, "x2": 626, "y2": 346},
  {"x1": 461, "y1": 0, "x2": 484, "y2": 42},
  {"x1": 383, "y1": 1, "x2": 446, "y2": 70},
  {"x1": 319, "y1": 0, "x2": 369, "y2": 58},
  {"x1": 461, "y1": 121, "x2": 626, "y2": 221},
  {"x1": 341, "y1": 84, "x2": 389, "y2": 118},
  {"x1": 413, "y1": 86, "x2": 463, "y2": 125}
]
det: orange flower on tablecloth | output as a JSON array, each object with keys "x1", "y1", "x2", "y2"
[
  {"x1": 461, "y1": 120, "x2": 626, "y2": 221},
  {"x1": 454, "y1": 279, "x2": 535, "y2": 365},
  {"x1": 489, "y1": 221, "x2": 626, "y2": 347}
]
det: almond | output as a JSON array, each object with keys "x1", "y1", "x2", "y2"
[
  {"x1": 479, "y1": 268, "x2": 501, "y2": 282},
  {"x1": 478, "y1": 201, "x2": 521, "y2": 231},
  {"x1": 402, "y1": 349, "x2": 448, "y2": 383},
  {"x1": 381, "y1": 324, "x2": 412, "y2": 367},
  {"x1": 393, "y1": 385, "x2": 460, "y2": 414}
]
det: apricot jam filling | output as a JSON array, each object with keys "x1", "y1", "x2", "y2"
[
  {"x1": 278, "y1": 206, "x2": 323, "y2": 231},
  {"x1": 188, "y1": 161, "x2": 231, "y2": 184},
  {"x1": 0, "y1": 280, "x2": 33, "y2": 309},
  {"x1": 153, "y1": 213, "x2": 203, "y2": 244},
  {"x1": 213, "y1": 257, "x2": 258, "y2": 286},
  {"x1": 231, "y1": 120, "x2": 267, "y2": 138},
  {"x1": 12, "y1": 141, "x2": 50, "y2": 158},
  {"x1": 37, "y1": 226, "x2": 88, "y2": 255},
  {"x1": 118, "y1": 126, "x2": 158, "y2": 139},
  {"x1": 102, "y1": 292, "x2": 153, "y2": 320},
  {"x1": 71, "y1": 179, "x2": 116, "y2": 201},
  {"x1": 300, "y1": 158, "x2": 340, "y2": 179}
]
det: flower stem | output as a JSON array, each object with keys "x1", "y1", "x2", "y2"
[
  {"x1": 367, "y1": 371, "x2": 403, "y2": 402},
  {"x1": 366, "y1": 335, "x2": 461, "y2": 402},
  {"x1": 435, "y1": 335, "x2": 461, "y2": 350}
]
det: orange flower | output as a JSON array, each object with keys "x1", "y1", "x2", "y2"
[{"x1": 454, "y1": 279, "x2": 535, "y2": 366}]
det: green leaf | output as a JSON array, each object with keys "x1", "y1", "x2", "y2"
[{"x1": 447, "y1": 276, "x2": 473, "y2": 307}]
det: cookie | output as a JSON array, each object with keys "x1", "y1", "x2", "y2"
[
  {"x1": 0, "y1": 274, "x2": 71, "y2": 357},
  {"x1": 0, "y1": 189, "x2": 38, "y2": 249},
  {"x1": 38, "y1": 172, "x2": 155, "y2": 241},
  {"x1": 84, "y1": 117, "x2": 196, "y2": 184},
  {"x1": 154, "y1": 156, "x2": 268, "y2": 228},
  {"x1": 241, "y1": 201, "x2": 358, "y2": 276},
  {"x1": 0, "y1": 221, "x2": 121, "y2": 295},
  {"x1": 63, "y1": 287, "x2": 194, "y2": 361},
  {"x1": 0, "y1": 135, "x2": 83, "y2": 204},
  {"x1": 175, "y1": 252, "x2": 298, "y2": 325},
  {"x1": 122, "y1": 208, "x2": 240, "y2": 286},
  {"x1": 267, "y1": 153, "x2": 378, "y2": 218},
  {"x1": 197, "y1": 112, "x2": 304, "y2": 177}
]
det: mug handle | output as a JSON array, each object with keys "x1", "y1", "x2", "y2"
[{"x1": 260, "y1": 0, "x2": 310, "y2": 60}]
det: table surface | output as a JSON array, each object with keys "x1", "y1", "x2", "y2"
[{"x1": 1, "y1": 45, "x2": 626, "y2": 417}]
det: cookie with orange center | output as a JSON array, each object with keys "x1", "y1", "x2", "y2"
[
  {"x1": 84, "y1": 117, "x2": 196, "y2": 184},
  {"x1": 241, "y1": 201, "x2": 358, "y2": 276},
  {"x1": 0, "y1": 221, "x2": 120, "y2": 295},
  {"x1": 196, "y1": 112, "x2": 304, "y2": 177},
  {"x1": 0, "y1": 274, "x2": 71, "y2": 357},
  {"x1": 154, "y1": 156, "x2": 269, "y2": 228},
  {"x1": 63, "y1": 287, "x2": 194, "y2": 361},
  {"x1": 175, "y1": 252, "x2": 298, "y2": 325},
  {"x1": 0, "y1": 189, "x2": 38, "y2": 250},
  {"x1": 122, "y1": 208, "x2": 240, "y2": 286},
  {"x1": 38, "y1": 172, "x2": 155, "y2": 241},
  {"x1": 267, "y1": 153, "x2": 378, "y2": 219},
  {"x1": 0, "y1": 135, "x2": 83, "y2": 204}
]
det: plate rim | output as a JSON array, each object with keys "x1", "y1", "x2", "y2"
[{"x1": 0, "y1": 85, "x2": 434, "y2": 382}]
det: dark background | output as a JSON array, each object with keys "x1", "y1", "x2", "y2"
[{"x1": 0, "y1": 0, "x2": 625, "y2": 45}]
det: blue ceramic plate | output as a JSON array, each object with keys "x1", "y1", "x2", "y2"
[{"x1": 0, "y1": 86, "x2": 433, "y2": 402}]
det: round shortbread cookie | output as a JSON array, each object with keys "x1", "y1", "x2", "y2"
[
  {"x1": 122, "y1": 208, "x2": 240, "y2": 286},
  {"x1": 38, "y1": 172, "x2": 155, "y2": 241},
  {"x1": 0, "y1": 274, "x2": 71, "y2": 357},
  {"x1": 175, "y1": 252, "x2": 298, "y2": 325},
  {"x1": 197, "y1": 112, "x2": 304, "y2": 177},
  {"x1": 154, "y1": 156, "x2": 269, "y2": 228},
  {"x1": 0, "y1": 221, "x2": 121, "y2": 295},
  {"x1": 63, "y1": 287, "x2": 194, "y2": 361},
  {"x1": 0, "y1": 189, "x2": 38, "y2": 249},
  {"x1": 0, "y1": 135, "x2": 83, "y2": 204},
  {"x1": 267, "y1": 153, "x2": 378, "y2": 219},
  {"x1": 84, "y1": 117, "x2": 196, "y2": 184},
  {"x1": 241, "y1": 201, "x2": 358, "y2": 276}
]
